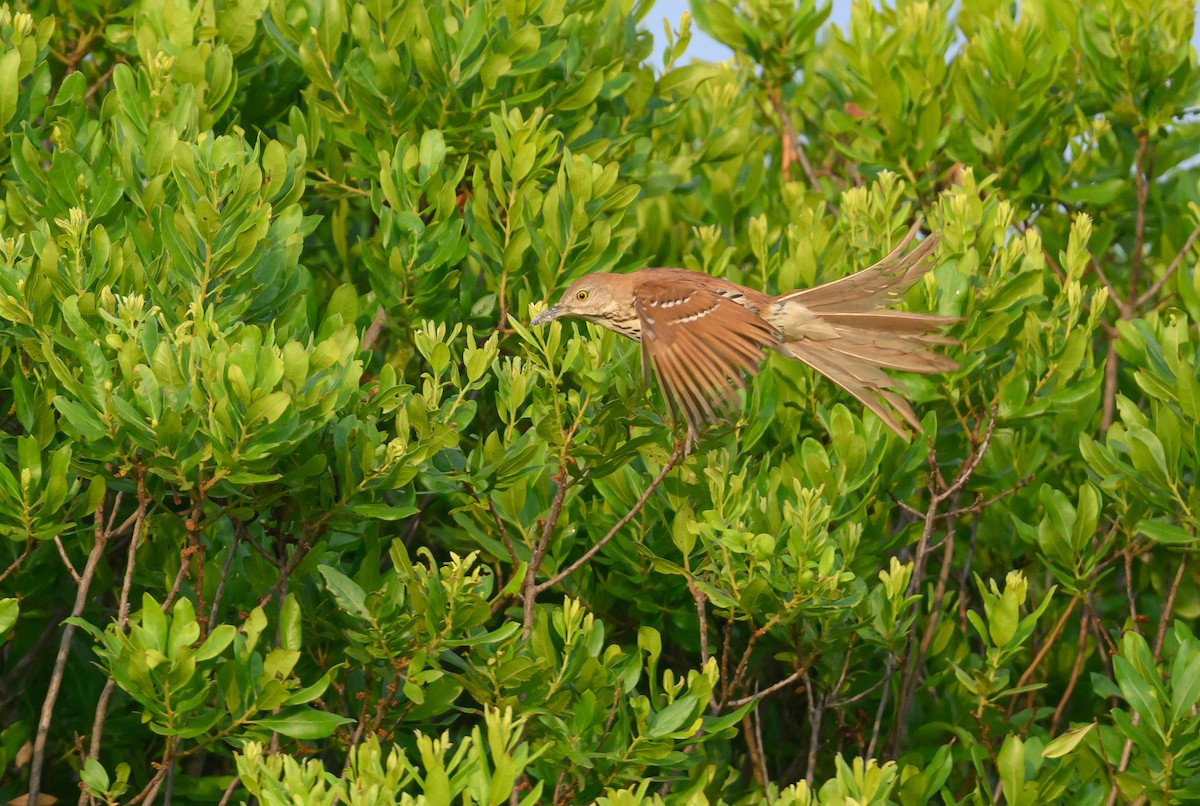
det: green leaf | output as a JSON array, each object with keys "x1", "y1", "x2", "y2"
[
  {"x1": 0, "y1": 598, "x2": 17, "y2": 634},
  {"x1": 998, "y1": 734, "x2": 1026, "y2": 805},
  {"x1": 247, "y1": 391, "x2": 291, "y2": 426},
  {"x1": 1042, "y1": 723, "x2": 1095, "y2": 758},
  {"x1": 1136, "y1": 519, "x2": 1194, "y2": 545},
  {"x1": 347, "y1": 503, "x2": 419, "y2": 521},
  {"x1": 195, "y1": 624, "x2": 236, "y2": 662},
  {"x1": 280, "y1": 593, "x2": 302, "y2": 652},
  {"x1": 253, "y1": 708, "x2": 352, "y2": 739},
  {"x1": 647, "y1": 695, "x2": 697, "y2": 738},
  {"x1": 0, "y1": 49, "x2": 21, "y2": 127},
  {"x1": 319, "y1": 565, "x2": 370, "y2": 620},
  {"x1": 558, "y1": 68, "x2": 603, "y2": 110}
]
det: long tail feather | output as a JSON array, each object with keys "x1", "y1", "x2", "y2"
[{"x1": 775, "y1": 226, "x2": 958, "y2": 439}]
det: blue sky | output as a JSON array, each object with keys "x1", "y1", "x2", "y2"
[{"x1": 650, "y1": 0, "x2": 1200, "y2": 63}]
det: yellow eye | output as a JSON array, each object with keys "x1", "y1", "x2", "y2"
[{"x1": 576, "y1": 290, "x2": 589, "y2": 301}]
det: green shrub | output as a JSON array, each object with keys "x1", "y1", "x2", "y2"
[{"x1": 0, "y1": 0, "x2": 1198, "y2": 803}]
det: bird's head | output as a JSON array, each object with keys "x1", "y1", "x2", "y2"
[{"x1": 530, "y1": 274, "x2": 629, "y2": 326}]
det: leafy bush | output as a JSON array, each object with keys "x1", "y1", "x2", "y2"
[{"x1": 1, "y1": 0, "x2": 1198, "y2": 803}]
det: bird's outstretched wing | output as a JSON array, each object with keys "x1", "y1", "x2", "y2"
[{"x1": 633, "y1": 277, "x2": 778, "y2": 431}]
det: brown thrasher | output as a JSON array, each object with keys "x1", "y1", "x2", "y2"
[{"x1": 529, "y1": 224, "x2": 958, "y2": 439}]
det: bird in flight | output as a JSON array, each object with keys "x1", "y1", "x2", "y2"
[{"x1": 530, "y1": 223, "x2": 958, "y2": 440}]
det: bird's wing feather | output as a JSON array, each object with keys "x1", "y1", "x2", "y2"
[
  {"x1": 634, "y1": 277, "x2": 777, "y2": 431},
  {"x1": 779, "y1": 225, "x2": 941, "y2": 312}
]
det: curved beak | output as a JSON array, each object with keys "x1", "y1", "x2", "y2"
[{"x1": 530, "y1": 305, "x2": 564, "y2": 326}]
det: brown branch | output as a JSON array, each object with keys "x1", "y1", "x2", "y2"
[
  {"x1": 53, "y1": 534, "x2": 82, "y2": 584},
  {"x1": 1089, "y1": 259, "x2": 1131, "y2": 319},
  {"x1": 1102, "y1": 339, "x2": 1119, "y2": 430},
  {"x1": 1126, "y1": 136, "x2": 1150, "y2": 309},
  {"x1": 216, "y1": 777, "x2": 241, "y2": 806},
  {"x1": 724, "y1": 611, "x2": 788, "y2": 707},
  {"x1": 727, "y1": 667, "x2": 806, "y2": 709},
  {"x1": 83, "y1": 473, "x2": 150, "y2": 803},
  {"x1": 534, "y1": 437, "x2": 686, "y2": 596},
  {"x1": 892, "y1": 407, "x2": 997, "y2": 754},
  {"x1": 1052, "y1": 610, "x2": 1091, "y2": 734},
  {"x1": 236, "y1": 521, "x2": 280, "y2": 568},
  {"x1": 803, "y1": 670, "x2": 823, "y2": 788},
  {"x1": 1104, "y1": 543, "x2": 1175, "y2": 806},
  {"x1": 257, "y1": 529, "x2": 317, "y2": 608},
  {"x1": 766, "y1": 88, "x2": 821, "y2": 193},
  {"x1": 1153, "y1": 553, "x2": 1188, "y2": 662},
  {"x1": 162, "y1": 551, "x2": 192, "y2": 613},
  {"x1": 29, "y1": 496, "x2": 112, "y2": 804},
  {"x1": 487, "y1": 496, "x2": 519, "y2": 567},
  {"x1": 1135, "y1": 223, "x2": 1200, "y2": 309},
  {"x1": 207, "y1": 528, "x2": 241, "y2": 634},
  {"x1": 742, "y1": 707, "x2": 768, "y2": 788},
  {"x1": 867, "y1": 655, "x2": 895, "y2": 759},
  {"x1": 125, "y1": 739, "x2": 175, "y2": 805},
  {"x1": 361, "y1": 305, "x2": 388, "y2": 353},
  {"x1": 1005, "y1": 596, "x2": 1080, "y2": 719},
  {"x1": 0, "y1": 541, "x2": 32, "y2": 584},
  {"x1": 521, "y1": 471, "x2": 571, "y2": 639},
  {"x1": 687, "y1": 576, "x2": 710, "y2": 668}
]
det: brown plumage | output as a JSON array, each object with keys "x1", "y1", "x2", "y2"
[{"x1": 529, "y1": 224, "x2": 958, "y2": 439}]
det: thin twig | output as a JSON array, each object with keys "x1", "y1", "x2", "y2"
[
  {"x1": 1103, "y1": 543, "x2": 1179, "y2": 806},
  {"x1": 1153, "y1": 553, "x2": 1188, "y2": 662},
  {"x1": 1089, "y1": 259, "x2": 1131, "y2": 319},
  {"x1": 29, "y1": 497, "x2": 112, "y2": 804},
  {"x1": 217, "y1": 777, "x2": 241, "y2": 806},
  {"x1": 361, "y1": 305, "x2": 388, "y2": 352},
  {"x1": 487, "y1": 496, "x2": 519, "y2": 567},
  {"x1": 1005, "y1": 596, "x2": 1080, "y2": 719},
  {"x1": 727, "y1": 667, "x2": 807, "y2": 709},
  {"x1": 1102, "y1": 340, "x2": 1119, "y2": 430},
  {"x1": 1052, "y1": 610, "x2": 1091, "y2": 734},
  {"x1": 803, "y1": 670, "x2": 823, "y2": 788},
  {"x1": 162, "y1": 553, "x2": 192, "y2": 613},
  {"x1": 867, "y1": 655, "x2": 894, "y2": 759},
  {"x1": 1126, "y1": 136, "x2": 1150, "y2": 309},
  {"x1": 53, "y1": 535, "x2": 82, "y2": 583},
  {"x1": 1135, "y1": 223, "x2": 1200, "y2": 308},
  {"x1": 0, "y1": 542, "x2": 32, "y2": 584},
  {"x1": 534, "y1": 438, "x2": 686, "y2": 595},
  {"x1": 521, "y1": 471, "x2": 571, "y2": 638},
  {"x1": 84, "y1": 474, "x2": 150, "y2": 799},
  {"x1": 208, "y1": 529, "x2": 241, "y2": 635},
  {"x1": 257, "y1": 530, "x2": 317, "y2": 608}
]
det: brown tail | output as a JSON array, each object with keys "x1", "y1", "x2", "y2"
[{"x1": 778, "y1": 225, "x2": 958, "y2": 439}]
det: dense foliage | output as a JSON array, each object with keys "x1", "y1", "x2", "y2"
[{"x1": 0, "y1": 0, "x2": 1198, "y2": 802}]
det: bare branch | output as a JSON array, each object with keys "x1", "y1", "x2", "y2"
[
  {"x1": 362, "y1": 305, "x2": 389, "y2": 352},
  {"x1": 1153, "y1": 552, "x2": 1188, "y2": 661},
  {"x1": 534, "y1": 437, "x2": 686, "y2": 595},
  {"x1": 29, "y1": 495, "x2": 112, "y2": 804},
  {"x1": 257, "y1": 528, "x2": 319, "y2": 608},
  {"x1": 208, "y1": 528, "x2": 241, "y2": 633},
  {"x1": 83, "y1": 473, "x2": 150, "y2": 801},
  {"x1": 487, "y1": 496, "x2": 519, "y2": 567},
  {"x1": 1126, "y1": 136, "x2": 1151, "y2": 309},
  {"x1": 1135, "y1": 223, "x2": 1200, "y2": 309},
  {"x1": 53, "y1": 535, "x2": 81, "y2": 584},
  {"x1": 0, "y1": 542, "x2": 32, "y2": 585},
  {"x1": 727, "y1": 667, "x2": 807, "y2": 709},
  {"x1": 521, "y1": 470, "x2": 571, "y2": 638},
  {"x1": 1052, "y1": 609, "x2": 1091, "y2": 735}
]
